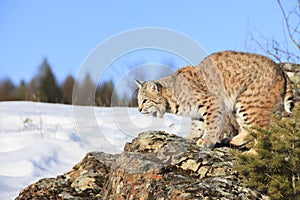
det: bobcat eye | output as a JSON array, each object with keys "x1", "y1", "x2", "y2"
[{"x1": 142, "y1": 99, "x2": 148, "y2": 104}]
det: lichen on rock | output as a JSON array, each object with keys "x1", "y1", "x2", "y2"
[{"x1": 16, "y1": 131, "x2": 268, "y2": 200}]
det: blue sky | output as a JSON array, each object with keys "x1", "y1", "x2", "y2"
[{"x1": 0, "y1": 1, "x2": 296, "y2": 84}]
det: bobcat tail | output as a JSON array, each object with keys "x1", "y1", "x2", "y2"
[{"x1": 283, "y1": 73, "x2": 294, "y2": 113}]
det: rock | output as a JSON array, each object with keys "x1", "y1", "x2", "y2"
[
  {"x1": 16, "y1": 152, "x2": 119, "y2": 200},
  {"x1": 280, "y1": 62, "x2": 300, "y2": 103},
  {"x1": 16, "y1": 131, "x2": 268, "y2": 200}
]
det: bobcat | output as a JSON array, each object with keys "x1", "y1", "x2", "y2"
[{"x1": 135, "y1": 51, "x2": 294, "y2": 148}]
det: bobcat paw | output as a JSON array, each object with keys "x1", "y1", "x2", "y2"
[
  {"x1": 187, "y1": 132, "x2": 201, "y2": 139},
  {"x1": 196, "y1": 138, "x2": 215, "y2": 149},
  {"x1": 230, "y1": 134, "x2": 248, "y2": 147}
]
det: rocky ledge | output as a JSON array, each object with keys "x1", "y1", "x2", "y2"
[
  {"x1": 16, "y1": 131, "x2": 268, "y2": 200},
  {"x1": 281, "y1": 62, "x2": 300, "y2": 102}
]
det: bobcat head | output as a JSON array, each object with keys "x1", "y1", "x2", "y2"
[{"x1": 135, "y1": 80, "x2": 167, "y2": 118}]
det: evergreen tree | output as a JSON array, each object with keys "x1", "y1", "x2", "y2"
[
  {"x1": 235, "y1": 106, "x2": 300, "y2": 199},
  {"x1": 129, "y1": 88, "x2": 138, "y2": 107},
  {"x1": 74, "y1": 73, "x2": 96, "y2": 106},
  {"x1": 15, "y1": 80, "x2": 27, "y2": 100},
  {"x1": 27, "y1": 78, "x2": 39, "y2": 101},
  {"x1": 61, "y1": 75, "x2": 75, "y2": 104},
  {"x1": 0, "y1": 78, "x2": 15, "y2": 101},
  {"x1": 96, "y1": 80, "x2": 114, "y2": 106},
  {"x1": 36, "y1": 58, "x2": 62, "y2": 103}
]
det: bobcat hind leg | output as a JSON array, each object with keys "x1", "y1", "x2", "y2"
[{"x1": 230, "y1": 84, "x2": 280, "y2": 147}]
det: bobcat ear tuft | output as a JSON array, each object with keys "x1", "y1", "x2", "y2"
[{"x1": 135, "y1": 80, "x2": 143, "y2": 88}]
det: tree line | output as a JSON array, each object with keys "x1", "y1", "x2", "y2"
[{"x1": 0, "y1": 58, "x2": 136, "y2": 107}]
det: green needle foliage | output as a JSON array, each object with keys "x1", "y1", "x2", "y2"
[{"x1": 234, "y1": 105, "x2": 300, "y2": 199}]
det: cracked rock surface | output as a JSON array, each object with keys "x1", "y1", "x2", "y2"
[{"x1": 16, "y1": 131, "x2": 268, "y2": 200}]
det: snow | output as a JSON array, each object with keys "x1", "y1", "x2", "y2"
[{"x1": 0, "y1": 101, "x2": 190, "y2": 199}]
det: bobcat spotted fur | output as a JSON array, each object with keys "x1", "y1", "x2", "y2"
[{"x1": 135, "y1": 51, "x2": 294, "y2": 148}]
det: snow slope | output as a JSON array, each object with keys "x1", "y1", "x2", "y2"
[{"x1": 0, "y1": 101, "x2": 190, "y2": 199}]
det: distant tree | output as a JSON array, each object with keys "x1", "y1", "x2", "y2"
[
  {"x1": 96, "y1": 80, "x2": 115, "y2": 106},
  {"x1": 27, "y1": 78, "x2": 39, "y2": 101},
  {"x1": 14, "y1": 80, "x2": 27, "y2": 100},
  {"x1": 0, "y1": 78, "x2": 15, "y2": 101},
  {"x1": 73, "y1": 73, "x2": 96, "y2": 106},
  {"x1": 129, "y1": 88, "x2": 138, "y2": 107},
  {"x1": 61, "y1": 75, "x2": 75, "y2": 104},
  {"x1": 36, "y1": 58, "x2": 62, "y2": 103}
]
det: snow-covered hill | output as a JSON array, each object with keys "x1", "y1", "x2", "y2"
[{"x1": 0, "y1": 101, "x2": 190, "y2": 199}]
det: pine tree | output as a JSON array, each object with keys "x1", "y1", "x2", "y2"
[
  {"x1": 36, "y1": 58, "x2": 62, "y2": 103},
  {"x1": 96, "y1": 80, "x2": 115, "y2": 106},
  {"x1": 73, "y1": 73, "x2": 96, "y2": 106},
  {"x1": 61, "y1": 75, "x2": 75, "y2": 104},
  {"x1": 15, "y1": 80, "x2": 27, "y2": 100},
  {"x1": 235, "y1": 106, "x2": 300, "y2": 199},
  {"x1": 27, "y1": 78, "x2": 39, "y2": 101},
  {"x1": 0, "y1": 78, "x2": 15, "y2": 101}
]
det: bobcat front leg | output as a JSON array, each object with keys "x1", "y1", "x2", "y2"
[
  {"x1": 196, "y1": 98, "x2": 225, "y2": 149},
  {"x1": 187, "y1": 118, "x2": 205, "y2": 139}
]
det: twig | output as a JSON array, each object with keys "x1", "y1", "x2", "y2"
[
  {"x1": 264, "y1": 173, "x2": 284, "y2": 198},
  {"x1": 277, "y1": 0, "x2": 300, "y2": 50}
]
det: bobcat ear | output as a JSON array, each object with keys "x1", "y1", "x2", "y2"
[
  {"x1": 149, "y1": 81, "x2": 161, "y2": 92},
  {"x1": 135, "y1": 80, "x2": 143, "y2": 88}
]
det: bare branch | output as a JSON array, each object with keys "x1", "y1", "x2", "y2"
[
  {"x1": 248, "y1": 1, "x2": 299, "y2": 63},
  {"x1": 277, "y1": 0, "x2": 300, "y2": 50},
  {"x1": 250, "y1": 31, "x2": 282, "y2": 62}
]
